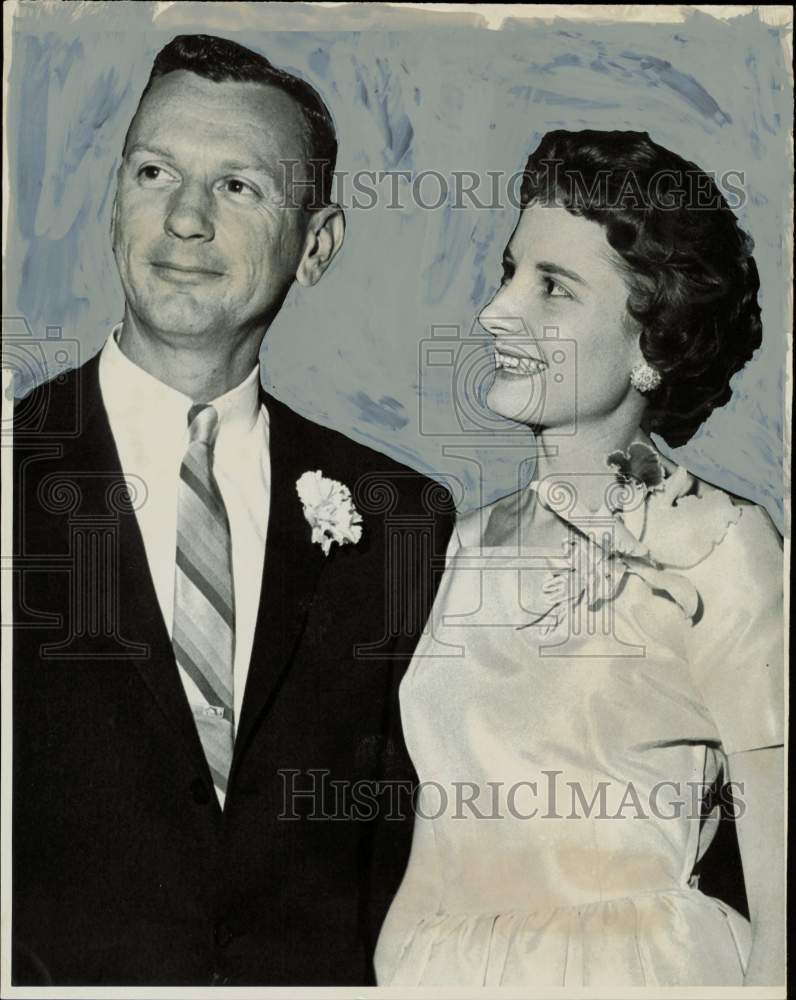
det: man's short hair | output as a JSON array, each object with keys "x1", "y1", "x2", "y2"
[{"x1": 131, "y1": 33, "x2": 337, "y2": 208}]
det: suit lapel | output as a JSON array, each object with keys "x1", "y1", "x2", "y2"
[
  {"x1": 232, "y1": 392, "x2": 327, "y2": 767},
  {"x1": 70, "y1": 357, "x2": 217, "y2": 789},
  {"x1": 69, "y1": 367, "x2": 328, "y2": 784}
]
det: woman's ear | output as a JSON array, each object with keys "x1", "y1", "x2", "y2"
[
  {"x1": 296, "y1": 205, "x2": 346, "y2": 287},
  {"x1": 110, "y1": 194, "x2": 118, "y2": 246}
]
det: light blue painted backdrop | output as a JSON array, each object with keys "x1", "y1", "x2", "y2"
[{"x1": 6, "y1": 5, "x2": 790, "y2": 530}]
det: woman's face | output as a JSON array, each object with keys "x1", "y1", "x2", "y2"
[{"x1": 479, "y1": 202, "x2": 643, "y2": 433}]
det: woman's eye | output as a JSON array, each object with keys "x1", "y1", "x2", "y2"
[
  {"x1": 500, "y1": 264, "x2": 515, "y2": 286},
  {"x1": 543, "y1": 277, "x2": 572, "y2": 299}
]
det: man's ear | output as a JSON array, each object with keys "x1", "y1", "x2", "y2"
[
  {"x1": 296, "y1": 205, "x2": 345, "y2": 287},
  {"x1": 110, "y1": 159, "x2": 126, "y2": 248}
]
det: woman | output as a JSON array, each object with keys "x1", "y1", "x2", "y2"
[{"x1": 375, "y1": 131, "x2": 784, "y2": 987}]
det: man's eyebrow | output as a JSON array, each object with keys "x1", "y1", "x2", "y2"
[
  {"x1": 125, "y1": 143, "x2": 175, "y2": 161},
  {"x1": 218, "y1": 158, "x2": 280, "y2": 180},
  {"x1": 536, "y1": 260, "x2": 588, "y2": 286},
  {"x1": 125, "y1": 145, "x2": 279, "y2": 182}
]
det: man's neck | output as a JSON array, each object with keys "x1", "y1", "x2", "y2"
[{"x1": 117, "y1": 315, "x2": 262, "y2": 402}]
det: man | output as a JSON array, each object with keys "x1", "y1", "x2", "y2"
[{"x1": 12, "y1": 34, "x2": 454, "y2": 986}]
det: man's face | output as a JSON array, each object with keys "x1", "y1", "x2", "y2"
[{"x1": 112, "y1": 70, "x2": 312, "y2": 344}]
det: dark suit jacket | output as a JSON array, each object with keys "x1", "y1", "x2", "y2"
[{"x1": 12, "y1": 353, "x2": 454, "y2": 986}]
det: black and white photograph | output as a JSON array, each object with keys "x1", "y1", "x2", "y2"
[{"x1": 2, "y1": 2, "x2": 790, "y2": 994}]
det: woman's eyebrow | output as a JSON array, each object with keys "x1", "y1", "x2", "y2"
[{"x1": 536, "y1": 260, "x2": 589, "y2": 287}]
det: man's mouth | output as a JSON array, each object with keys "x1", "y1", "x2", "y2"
[
  {"x1": 494, "y1": 349, "x2": 548, "y2": 375},
  {"x1": 150, "y1": 261, "x2": 224, "y2": 280}
]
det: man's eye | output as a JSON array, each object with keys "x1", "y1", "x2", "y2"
[
  {"x1": 141, "y1": 166, "x2": 160, "y2": 180},
  {"x1": 136, "y1": 165, "x2": 175, "y2": 186},
  {"x1": 500, "y1": 263, "x2": 515, "y2": 285},
  {"x1": 220, "y1": 178, "x2": 258, "y2": 199}
]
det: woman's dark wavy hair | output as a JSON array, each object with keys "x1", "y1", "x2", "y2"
[{"x1": 520, "y1": 130, "x2": 762, "y2": 447}]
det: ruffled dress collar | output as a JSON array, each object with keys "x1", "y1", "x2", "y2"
[{"x1": 525, "y1": 442, "x2": 741, "y2": 630}]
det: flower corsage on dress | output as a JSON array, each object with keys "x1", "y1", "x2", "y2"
[{"x1": 525, "y1": 443, "x2": 741, "y2": 635}]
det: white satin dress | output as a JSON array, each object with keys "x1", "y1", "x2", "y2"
[{"x1": 376, "y1": 461, "x2": 783, "y2": 987}]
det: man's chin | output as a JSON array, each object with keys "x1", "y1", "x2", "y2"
[{"x1": 131, "y1": 300, "x2": 225, "y2": 342}]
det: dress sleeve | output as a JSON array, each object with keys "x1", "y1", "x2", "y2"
[{"x1": 684, "y1": 502, "x2": 784, "y2": 755}]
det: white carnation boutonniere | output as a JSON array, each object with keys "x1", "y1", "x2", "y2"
[{"x1": 296, "y1": 470, "x2": 363, "y2": 556}]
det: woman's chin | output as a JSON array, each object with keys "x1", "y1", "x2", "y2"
[{"x1": 486, "y1": 378, "x2": 544, "y2": 428}]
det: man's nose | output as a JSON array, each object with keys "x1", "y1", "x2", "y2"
[{"x1": 164, "y1": 182, "x2": 215, "y2": 242}]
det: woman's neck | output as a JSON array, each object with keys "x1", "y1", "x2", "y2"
[{"x1": 531, "y1": 415, "x2": 652, "y2": 514}]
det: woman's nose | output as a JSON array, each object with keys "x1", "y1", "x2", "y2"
[
  {"x1": 478, "y1": 293, "x2": 530, "y2": 339},
  {"x1": 164, "y1": 182, "x2": 215, "y2": 242}
]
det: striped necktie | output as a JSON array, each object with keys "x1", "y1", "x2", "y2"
[{"x1": 172, "y1": 403, "x2": 235, "y2": 801}]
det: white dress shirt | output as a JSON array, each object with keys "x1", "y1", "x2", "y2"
[{"x1": 99, "y1": 326, "x2": 270, "y2": 736}]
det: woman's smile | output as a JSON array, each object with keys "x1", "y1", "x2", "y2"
[{"x1": 494, "y1": 349, "x2": 548, "y2": 376}]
